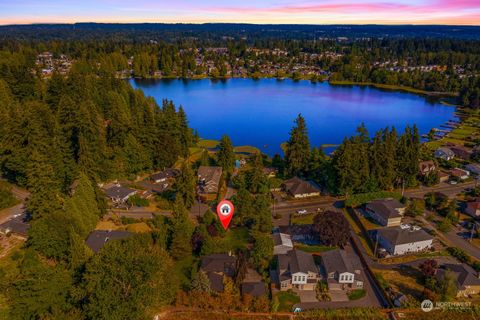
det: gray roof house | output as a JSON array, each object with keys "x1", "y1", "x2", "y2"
[
  {"x1": 365, "y1": 199, "x2": 405, "y2": 227},
  {"x1": 241, "y1": 268, "x2": 266, "y2": 297},
  {"x1": 0, "y1": 213, "x2": 30, "y2": 237},
  {"x1": 273, "y1": 232, "x2": 294, "y2": 255},
  {"x1": 86, "y1": 230, "x2": 132, "y2": 253},
  {"x1": 434, "y1": 147, "x2": 455, "y2": 161},
  {"x1": 465, "y1": 163, "x2": 480, "y2": 176},
  {"x1": 276, "y1": 249, "x2": 320, "y2": 291},
  {"x1": 150, "y1": 168, "x2": 179, "y2": 183},
  {"x1": 282, "y1": 177, "x2": 320, "y2": 198},
  {"x1": 104, "y1": 185, "x2": 137, "y2": 203},
  {"x1": 435, "y1": 263, "x2": 480, "y2": 297},
  {"x1": 376, "y1": 226, "x2": 433, "y2": 256},
  {"x1": 200, "y1": 253, "x2": 236, "y2": 292},
  {"x1": 321, "y1": 248, "x2": 364, "y2": 290}
]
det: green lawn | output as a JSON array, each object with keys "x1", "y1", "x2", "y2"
[
  {"x1": 291, "y1": 213, "x2": 316, "y2": 225},
  {"x1": 197, "y1": 139, "x2": 219, "y2": 148},
  {"x1": 275, "y1": 290, "x2": 300, "y2": 312},
  {"x1": 233, "y1": 145, "x2": 260, "y2": 155},
  {"x1": 348, "y1": 289, "x2": 366, "y2": 300},
  {"x1": 212, "y1": 227, "x2": 250, "y2": 253},
  {"x1": 295, "y1": 243, "x2": 335, "y2": 253}
]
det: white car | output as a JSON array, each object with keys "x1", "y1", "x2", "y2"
[{"x1": 296, "y1": 209, "x2": 308, "y2": 215}]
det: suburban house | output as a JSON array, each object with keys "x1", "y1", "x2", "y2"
[
  {"x1": 465, "y1": 199, "x2": 480, "y2": 218},
  {"x1": 150, "y1": 168, "x2": 179, "y2": 183},
  {"x1": 438, "y1": 171, "x2": 450, "y2": 183},
  {"x1": 241, "y1": 268, "x2": 266, "y2": 297},
  {"x1": 435, "y1": 264, "x2": 480, "y2": 297},
  {"x1": 273, "y1": 232, "x2": 294, "y2": 255},
  {"x1": 321, "y1": 248, "x2": 364, "y2": 290},
  {"x1": 418, "y1": 160, "x2": 436, "y2": 176},
  {"x1": 200, "y1": 253, "x2": 236, "y2": 292},
  {"x1": 197, "y1": 166, "x2": 223, "y2": 201},
  {"x1": 449, "y1": 168, "x2": 470, "y2": 180},
  {"x1": 104, "y1": 185, "x2": 137, "y2": 204},
  {"x1": 448, "y1": 144, "x2": 473, "y2": 160},
  {"x1": 275, "y1": 249, "x2": 320, "y2": 291},
  {"x1": 365, "y1": 199, "x2": 406, "y2": 227},
  {"x1": 465, "y1": 163, "x2": 480, "y2": 176},
  {"x1": 85, "y1": 230, "x2": 132, "y2": 253},
  {"x1": 263, "y1": 167, "x2": 278, "y2": 178},
  {"x1": 434, "y1": 147, "x2": 455, "y2": 161},
  {"x1": 375, "y1": 225, "x2": 433, "y2": 256},
  {"x1": 282, "y1": 177, "x2": 320, "y2": 198}
]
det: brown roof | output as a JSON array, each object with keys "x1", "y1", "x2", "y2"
[
  {"x1": 198, "y1": 166, "x2": 223, "y2": 194},
  {"x1": 200, "y1": 253, "x2": 236, "y2": 292},
  {"x1": 419, "y1": 160, "x2": 435, "y2": 173},
  {"x1": 282, "y1": 177, "x2": 320, "y2": 196}
]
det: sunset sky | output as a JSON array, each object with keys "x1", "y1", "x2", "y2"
[{"x1": 1, "y1": 0, "x2": 479, "y2": 25}]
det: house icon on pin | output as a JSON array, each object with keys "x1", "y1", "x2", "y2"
[{"x1": 221, "y1": 205, "x2": 230, "y2": 214}]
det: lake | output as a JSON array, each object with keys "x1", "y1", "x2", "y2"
[{"x1": 130, "y1": 78, "x2": 455, "y2": 156}]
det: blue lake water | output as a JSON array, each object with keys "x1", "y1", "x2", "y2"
[{"x1": 130, "y1": 78, "x2": 455, "y2": 156}]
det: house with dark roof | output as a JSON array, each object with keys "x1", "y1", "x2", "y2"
[
  {"x1": 85, "y1": 230, "x2": 132, "y2": 253},
  {"x1": 150, "y1": 168, "x2": 179, "y2": 183},
  {"x1": 273, "y1": 232, "x2": 294, "y2": 255},
  {"x1": 104, "y1": 185, "x2": 137, "y2": 204},
  {"x1": 197, "y1": 166, "x2": 223, "y2": 201},
  {"x1": 465, "y1": 199, "x2": 480, "y2": 218},
  {"x1": 465, "y1": 163, "x2": 480, "y2": 176},
  {"x1": 275, "y1": 249, "x2": 320, "y2": 291},
  {"x1": 448, "y1": 144, "x2": 473, "y2": 160},
  {"x1": 241, "y1": 268, "x2": 266, "y2": 297},
  {"x1": 365, "y1": 199, "x2": 405, "y2": 227},
  {"x1": 282, "y1": 177, "x2": 320, "y2": 198},
  {"x1": 321, "y1": 248, "x2": 364, "y2": 290},
  {"x1": 449, "y1": 168, "x2": 470, "y2": 180},
  {"x1": 0, "y1": 213, "x2": 30, "y2": 237},
  {"x1": 200, "y1": 253, "x2": 236, "y2": 292},
  {"x1": 435, "y1": 264, "x2": 480, "y2": 297},
  {"x1": 375, "y1": 226, "x2": 433, "y2": 256},
  {"x1": 434, "y1": 147, "x2": 455, "y2": 161}
]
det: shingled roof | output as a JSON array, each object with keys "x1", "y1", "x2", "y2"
[
  {"x1": 278, "y1": 249, "x2": 317, "y2": 275},
  {"x1": 377, "y1": 226, "x2": 433, "y2": 246},
  {"x1": 436, "y1": 264, "x2": 480, "y2": 290},
  {"x1": 282, "y1": 177, "x2": 319, "y2": 196},
  {"x1": 198, "y1": 166, "x2": 223, "y2": 194},
  {"x1": 366, "y1": 199, "x2": 404, "y2": 220},
  {"x1": 86, "y1": 230, "x2": 132, "y2": 253}
]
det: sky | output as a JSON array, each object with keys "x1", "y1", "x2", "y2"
[{"x1": 0, "y1": 0, "x2": 479, "y2": 25}]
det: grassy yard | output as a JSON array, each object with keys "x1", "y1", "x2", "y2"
[
  {"x1": 342, "y1": 209, "x2": 375, "y2": 257},
  {"x1": 212, "y1": 227, "x2": 250, "y2": 253},
  {"x1": 274, "y1": 290, "x2": 300, "y2": 312},
  {"x1": 372, "y1": 267, "x2": 424, "y2": 302},
  {"x1": 291, "y1": 213, "x2": 316, "y2": 225},
  {"x1": 197, "y1": 139, "x2": 219, "y2": 148},
  {"x1": 295, "y1": 243, "x2": 336, "y2": 254},
  {"x1": 233, "y1": 145, "x2": 260, "y2": 155},
  {"x1": 348, "y1": 289, "x2": 366, "y2": 300},
  {"x1": 0, "y1": 181, "x2": 20, "y2": 211},
  {"x1": 0, "y1": 242, "x2": 23, "y2": 319},
  {"x1": 379, "y1": 250, "x2": 449, "y2": 265}
]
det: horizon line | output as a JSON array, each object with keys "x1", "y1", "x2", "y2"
[{"x1": 1, "y1": 21, "x2": 480, "y2": 27}]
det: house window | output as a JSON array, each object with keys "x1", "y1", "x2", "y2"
[{"x1": 302, "y1": 276, "x2": 306, "y2": 282}]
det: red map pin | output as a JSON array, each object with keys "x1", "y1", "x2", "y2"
[{"x1": 216, "y1": 200, "x2": 235, "y2": 230}]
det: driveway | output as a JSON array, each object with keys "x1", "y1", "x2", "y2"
[
  {"x1": 329, "y1": 289, "x2": 349, "y2": 302},
  {"x1": 296, "y1": 290, "x2": 318, "y2": 303}
]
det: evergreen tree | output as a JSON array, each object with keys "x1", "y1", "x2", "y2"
[
  {"x1": 174, "y1": 163, "x2": 196, "y2": 208},
  {"x1": 285, "y1": 114, "x2": 311, "y2": 176},
  {"x1": 169, "y1": 197, "x2": 194, "y2": 260},
  {"x1": 217, "y1": 135, "x2": 235, "y2": 174}
]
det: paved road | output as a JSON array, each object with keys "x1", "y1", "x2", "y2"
[
  {"x1": 404, "y1": 181, "x2": 476, "y2": 198},
  {"x1": 418, "y1": 215, "x2": 480, "y2": 259},
  {"x1": 0, "y1": 185, "x2": 29, "y2": 225}
]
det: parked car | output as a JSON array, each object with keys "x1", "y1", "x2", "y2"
[{"x1": 296, "y1": 209, "x2": 308, "y2": 215}]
